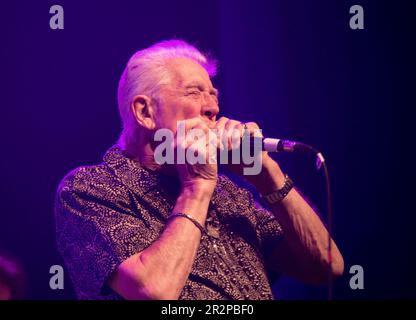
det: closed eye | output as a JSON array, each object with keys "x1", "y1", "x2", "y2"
[
  {"x1": 210, "y1": 88, "x2": 219, "y2": 98},
  {"x1": 184, "y1": 85, "x2": 219, "y2": 101},
  {"x1": 185, "y1": 86, "x2": 202, "y2": 95}
]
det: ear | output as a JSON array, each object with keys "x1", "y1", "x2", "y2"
[{"x1": 130, "y1": 95, "x2": 156, "y2": 130}]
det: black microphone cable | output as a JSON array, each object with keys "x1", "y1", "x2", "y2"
[{"x1": 284, "y1": 141, "x2": 334, "y2": 301}]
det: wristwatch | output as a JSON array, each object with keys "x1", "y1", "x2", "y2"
[{"x1": 261, "y1": 174, "x2": 294, "y2": 204}]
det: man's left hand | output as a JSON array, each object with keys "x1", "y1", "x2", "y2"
[{"x1": 214, "y1": 117, "x2": 286, "y2": 194}]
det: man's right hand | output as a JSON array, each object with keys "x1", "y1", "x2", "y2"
[
  {"x1": 173, "y1": 117, "x2": 218, "y2": 196},
  {"x1": 108, "y1": 118, "x2": 219, "y2": 300}
]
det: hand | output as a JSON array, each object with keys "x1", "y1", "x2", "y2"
[
  {"x1": 173, "y1": 117, "x2": 218, "y2": 195},
  {"x1": 214, "y1": 117, "x2": 265, "y2": 173},
  {"x1": 214, "y1": 117, "x2": 285, "y2": 192}
]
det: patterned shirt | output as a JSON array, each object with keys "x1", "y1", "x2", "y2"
[{"x1": 55, "y1": 145, "x2": 284, "y2": 300}]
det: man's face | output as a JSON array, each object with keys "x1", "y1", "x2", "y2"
[{"x1": 153, "y1": 57, "x2": 219, "y2": 133}]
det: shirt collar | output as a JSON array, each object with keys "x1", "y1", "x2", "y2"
[
  {"x1": 102, "y1": 144, "x2": 162, "y2": 195},
  {"x1": 102, "y1": 144, "x2": 233, "y2": 212}
]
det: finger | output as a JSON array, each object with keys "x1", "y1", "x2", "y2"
[
  {"x1": 174, "y1": 118, "x2": 209, "y2": 149},
  {"x1": 214, "y1": 116, "x2": 229, "y2": 130},
  {"x1": 224, "y1": 120, "x2": 243, "y2": 149},
  {"x1": 174, "y1": 117, "x2": 209, "y2": 135},
  {"x1": 207, "y1": 134, "x2": 219, "y2": 164},
  {"x1": 241, "y1": 121, "x2": 262, "y2": 137},
  {"x1": 224, "y1": 119, "x2": 241, "y2": 134},
  {"x1": 183, "y1": 135, "x2": 217, "y2": 165},
  {"x1": 213, "y1": 116, "x2": 228, "y2": 140},
  {"x1": 181, "y1": 120, "x2": 215, "y2": 154}
]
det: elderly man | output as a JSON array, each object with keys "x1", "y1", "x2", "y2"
[{"x1": 55, "y1": 39, "x2": 344, "y2": 300}]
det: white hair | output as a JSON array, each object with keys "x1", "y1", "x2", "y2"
[{"x1": 117, "y1": 39, "x2": 217, "y2": 148}]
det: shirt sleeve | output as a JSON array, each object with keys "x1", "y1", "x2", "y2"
[
  {"x1": 54, "y1": 167, "x2": 160, "y2": 300},
  {"x1": 218, "y1": 175, "x2": 284, "y2": 254},
  {"x1": 250, "y1": 199, "x2": 285, "y2": 284},
  {"x1": 252, "y1": 200, "x2": 284, "y2": 254}
]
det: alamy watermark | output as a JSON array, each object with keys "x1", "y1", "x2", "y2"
[
  {"x1": 49, "y1": 264, "x2": 64, "y2": 290},
  {"x1": 349, "y1": 5, "x2": 364, "y2": 30},
  {"x1": 49, "y1": 5, "x2": 64, "y2": 30},
  {"x1": 349, "y1": 264, "x2": 364, "y2": 290},
  {"x1": 153, "y1": 121, "x2": 263, "y2": 175}
]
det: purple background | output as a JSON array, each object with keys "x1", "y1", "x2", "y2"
[{"x1": 0, "y1": 0, "x2": 415, "y2": 299}]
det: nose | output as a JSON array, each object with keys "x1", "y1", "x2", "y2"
[{"x1": 201, "y1": 93, "x2": 219, "y2": 122}]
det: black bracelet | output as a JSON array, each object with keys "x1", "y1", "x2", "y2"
[
  {"x1": 261, "y1": 174, "x2": 294, "y2": 204},
  {"x1": 167, "y1": 213, "x2": 205, "y2": 235}
]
